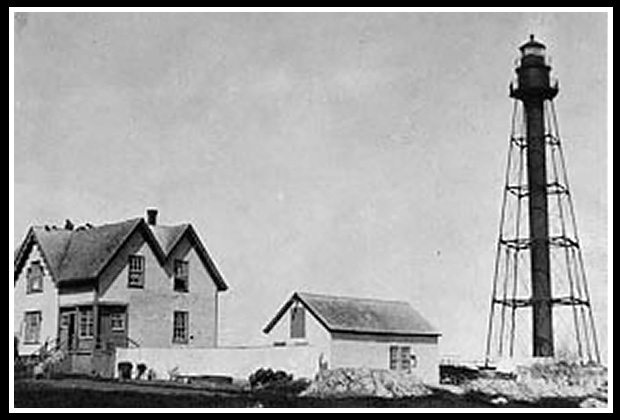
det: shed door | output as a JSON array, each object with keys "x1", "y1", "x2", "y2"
[{"x1": 290, "y1": 304, "x2": 306, "y2": 339}]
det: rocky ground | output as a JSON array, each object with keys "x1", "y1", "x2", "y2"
[
  {"x1": 463, "y1": 361, "x2": 608, "y2": 408},
  {"x1": 299, "y1": 363, "x2": 608, "y2": 408},
  {"x1": 301, "y1": 367, "x2": 432, "y2": 399}
]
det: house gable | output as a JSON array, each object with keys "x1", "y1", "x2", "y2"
[
  {"x1": 263, "y1": 293, "x2": 332, "y2": 336},
  {"x1": 164, "y1": 225, "x2": 228, "y2": 292},
  {"x1": 97, "y1": 223, "x2": 168, "y2": 298},
  {"x1": 14, "y1": 241, "x2": 59, "y2": 354}
]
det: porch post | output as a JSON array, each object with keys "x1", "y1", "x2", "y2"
[{"x1": 93, "y1": 284, "x2": 100, "y2": 350}]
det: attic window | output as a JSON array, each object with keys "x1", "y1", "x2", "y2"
[
  {"x1": 128, "y1": 255, "x2": 145, "y2": 288},
  {"x1": 26, "y1": 261, "x2": 44, "y2": 294},
  {"x1": 173, "y1": 260, "x2": 189, "y2": 292}
]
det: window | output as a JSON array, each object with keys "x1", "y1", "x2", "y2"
[
  {"x1": 290, "y1": 305, "x2": 305, "y2": 339},
  {"x1": 389, "y1": 345, "x2": 413, "y2": 373},
  {"x1": 128, "y1": 255, "x2": 145, "y2": 288},
  {"x1": 26, "y1": 261, "x2": 44, "y2": 294},
  {"x1": 110, "y1": 313, "x2": 125, "y2": 332},
  {"x1": 173, "y1": 260, "x2": 189, "y2": 292},
  {"x1": 79, "y1": 308, "x2": 94, "y2": 339},
  {"x1": 389, "y1": 346, "x2": 399, "y2": 370},
  {"x1": 24, "y1": 312, "x2": 42, "y2": 344},
  {"x1": 173, "y1": 311, "x2": 189, "y2": 344},
  {"x1": 400, "y1": 346, "x2": 411, "y2": 372}
]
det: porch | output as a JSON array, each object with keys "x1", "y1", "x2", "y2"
[{"x1": 57, "y1": 303, "x2": 136, "y2": 377}]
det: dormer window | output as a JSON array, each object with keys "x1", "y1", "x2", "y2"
[
  {"x1": 174, "y1": 260, "x2": 189, "y2": 292},
  {"x1": 26, "y1": 261, "x2": 44, "y2": 294}
]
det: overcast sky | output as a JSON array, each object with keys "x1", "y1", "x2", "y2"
[{"x1": 12, "y1": 11, "x2": 608, "y2": 362}]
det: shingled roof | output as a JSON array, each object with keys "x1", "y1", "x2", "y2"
[
  {"x1": 263, "y1": 292, "x2": 440, "y2": 336},
  {"x1": 14, "y1": 217, "x2": 228, "y2": 291}
]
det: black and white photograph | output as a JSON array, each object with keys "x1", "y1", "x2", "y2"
[{"x1": 10, "y1": 8, "x2": 612, "y2": 411}]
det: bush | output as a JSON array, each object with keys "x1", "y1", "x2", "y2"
[
  {"x1": 118, "y1": 362, "x2": 133, "y2": 380},
  {"x1": 136, "y1": 363, "x2": 147, "y2": 380},
  {"x1": 248, "y1": 368, "x2": 310, "y2": 396},
  {"x1": 249, "y1": 368, "x2": 291, "y2": 388}
]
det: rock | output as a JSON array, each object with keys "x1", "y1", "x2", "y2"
[
  {"x1": 301, "y1": 367, "x2": 431, "y2": 399},
  {"x1": 490, "y1": 396, "x2": 508, "y2": 406},
  {"x1": 579, "y1": 397, "x2": 607, "y2": 408},
  {"x1": 33, "y1": 363, "x2": 45, "y2": 379}
]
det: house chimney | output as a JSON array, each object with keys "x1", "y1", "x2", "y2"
[{"x1": 146, "y1": 208, "x2": 158, "y2": 226}]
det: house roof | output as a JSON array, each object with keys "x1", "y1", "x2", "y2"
[
  {"x1": 14, "y1": 217, "x2": 228, "y2": 291},
  {"x1": 263, "y1": 292, "x2": 440, "y2": 337},
  {"x1": 149, "y1": 224, "x2": 188, "y2": 254}
]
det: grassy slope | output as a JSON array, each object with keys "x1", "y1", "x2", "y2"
[{"x1": 13, "y1": 379, "x2": 581, "y2": 408}]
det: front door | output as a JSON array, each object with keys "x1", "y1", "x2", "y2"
[
  {"x1": 99, "y1": 306, "x2": 128, "y2": 351},
  {"x1": 59, "y1": 311, "x2": 77, "y2": 351},
  {"x1": 57, "y1": 310, "x2": 77, "y2": 374}
]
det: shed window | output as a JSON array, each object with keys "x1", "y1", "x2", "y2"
[
  {"x1": 173, "y1": 311, "x2": 189, "y2": 344},
  {"x1": 173, "y1": 260, "x2": 189, "y2": 292},
  {"x1": 389, "y1": 346, "x2": 399, "y2": 370},
  {"x1": 400, "y1": 346, "x2": 412, "y2": 372},
  {"x1": 290, "y1": 304, "x2": 305, "y2": 339},
  {"x1": 27, "y1": 261, "x2": 44, "y2": 294},
  {"x1": 128, "y1": 255, "x2": 145, "y2": 288},
  {"x1": 24, "y1": 311, "x2": 42, "y2": 344},
  {"x1": 389, "y1": 345, "x2": 413, "y2": 373}
]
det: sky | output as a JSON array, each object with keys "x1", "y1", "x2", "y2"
[{"x1": 12, "y1": 11, "x2": 609, "y2": 363}]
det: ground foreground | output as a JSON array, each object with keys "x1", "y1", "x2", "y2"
[
  {"x1": 14, "y1": 362, "x2": 608, "y2": 409},
  {"x1": 13, "y1": 377, "x2": 588, "y2": 408}
]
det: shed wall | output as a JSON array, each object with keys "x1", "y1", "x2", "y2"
[{"x1": 330, "y1": 333, "x2": 440, "y2": 384}]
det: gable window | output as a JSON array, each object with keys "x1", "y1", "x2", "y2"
[
  {"x1": 173, "y1": 311, "x2": 189, "y2": 344},
  {"x1": 24, "y1": 311, "x2": 42, "y2": 344},
  {"x1": 26, "y1": 261, "x2": 44, "y2": 294},
  {"x1": 110, "y1": 313, "x2": 125, "y2": 332},
  {"x1": 290, "y1": 304, "x2": 306, "y2": 339},
  {"x1": 128, "y1": 255, "x2": 145, "y2": 288},
  {"x1": 389, "y1": 345, "x2": 413, "y2": 373},
  {"x1": 79, "y1": 308, "x2": 94, "y2": 339},
  {"x1": 173, "y1": 260, "x2": 189, "y2": 292}
]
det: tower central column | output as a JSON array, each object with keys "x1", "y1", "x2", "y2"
[{"x1": 524, "y1": 98, "x2": 554, "y2": 357}]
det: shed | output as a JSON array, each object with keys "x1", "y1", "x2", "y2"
[{"x1": 263, "y1": 292, "x2": 441, "y2": 383}]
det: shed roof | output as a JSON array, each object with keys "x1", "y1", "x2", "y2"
[{"x1": 263, "y1": 292, "x2": 440, "y2": 337}]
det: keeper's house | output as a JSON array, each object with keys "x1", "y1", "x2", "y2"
[
  {"x1": 13, "y1": 209, "x2": 228, "y2": 376},
  {"x1": 263, "y1": 292, "x2": 441, "y2": 383}
]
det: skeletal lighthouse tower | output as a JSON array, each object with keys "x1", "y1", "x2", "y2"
[{"x1": 484, "y1": 36, "x2": 600, "y2": 364}]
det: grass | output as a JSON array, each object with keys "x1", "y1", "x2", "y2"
[{"x1": 13, "y1": 378, "x2": 582, "y2": 408}]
